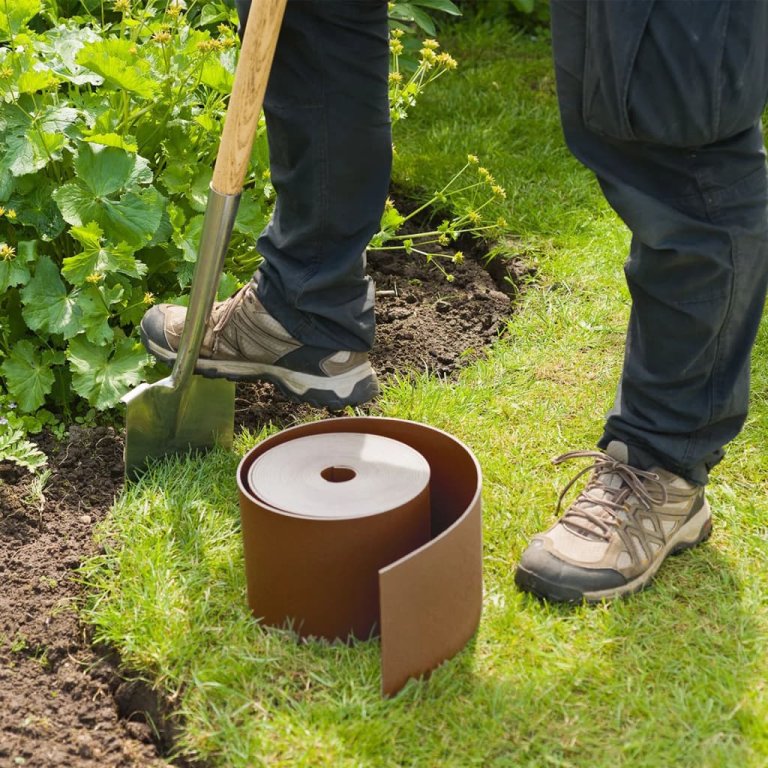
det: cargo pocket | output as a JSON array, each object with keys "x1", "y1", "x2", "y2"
[{"x1": 583, "y1": 0, "x2": 768, "y2": 148}]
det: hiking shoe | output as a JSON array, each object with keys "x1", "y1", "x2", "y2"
[
  {"x1": 514, "y1": 441, "x2": 712, "y2": 603},
  {"x1": 139, "y1": 281, "x2": 379, "y2": 410}
]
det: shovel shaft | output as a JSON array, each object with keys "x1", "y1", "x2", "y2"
[
  {"x1": 213, "y1": 0, "x2": 287, "y2": 196},
  {"x1": 171, "y1": 189, "x2": 240, "y2": 385}
]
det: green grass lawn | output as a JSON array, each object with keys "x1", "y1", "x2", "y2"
[{"x1": 82, "y1": 19, "x2": 768, "y2": 768}]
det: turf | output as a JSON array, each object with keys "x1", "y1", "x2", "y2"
[{"x1": 82, "y1": 18, "x2": 768, "y2": 768}]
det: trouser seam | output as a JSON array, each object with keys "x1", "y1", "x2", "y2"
[{"x1": 681, "y1": 180, "x2": 736, "y2": 469}]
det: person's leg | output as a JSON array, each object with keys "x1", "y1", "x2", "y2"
[
  {"x1": 140, "y1": 0, "x2": 390, "y2": 408},
  {"x1": 554, "y1": 0, "x2": 768, "y2": 485},
  {"x1": 515, "y1": 0, "x2": 768, "y2": 602},
  {"x1": 249, "y1": 0, "x2": 392, "y2": 352}
]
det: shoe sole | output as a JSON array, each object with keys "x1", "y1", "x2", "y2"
[
  {"x1": 515, "y1": 501, "x2": 713, "y2": 603},
  {"x1": 140, "y1": 330, "x2": 379, "y2": 411}
]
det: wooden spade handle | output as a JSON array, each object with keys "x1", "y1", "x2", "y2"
[{"x1": 211, "y1": 0, "x2": 287, "y2": 196}]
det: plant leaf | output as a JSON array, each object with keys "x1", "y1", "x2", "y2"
[
  {"x1": 67, "y1": 334, "x2": 149, "y2": 410},
  {"x1": 233, "y1": 191, "x2": 269, "y2": 238},
  {"x1": 0, "y1": 254, "x2": 31, "y2": 292},
  {"x1": 389, "y1": 3, "x2": 436, "y2": 34},
  {"x1": 0, "y1": 426, "x2": 47, "y2": 471},
  {"x1": 173, "y1": 213, "x2": 204, "y2": 262},
  {"x1": 76, "y1": 39, "x2": 159, "y2": 100},
  {"x1": 0, "y1": 167, "x2": 13, "y2": 202},
  {"x1": 199, "y1": 3, "x2": 229, "y2": 27},
  {"x1": 74, "y1": 143, "x2": 138, "y2": 197},
  {"x1": 199, "y1": 57, "x2": 234, "y2": 93},
  {"x1": 85, "y1": 133, "x2": 139, "y2": 152},
  {"x1": 35, "y1": 24, "x2": 104, "y2": 86},
  {"x1": 0, "y1": 0, "x2": 40, "y2": 40},
  {"x1": 0, "y1": 100, "x2": 78, "y2": 176},
  {"x1": 20, "y1": 256, "x2": 81, "y2": 338},
  {"x1": 1, "y1": 340, "x2": 55, "y2": 413},
  {"x1": 17, "y1": 67, "x2": 61, "y2": 94},
  {"x1": 63, "y1": 222, "x2": 146, "y2": 285},
  {"x1": 54, "y1": 181, "x2": 166, "y2": 247},
  {"x1": 74, "y1": 283, "x2": 124, "y2": 345},
  {"x1": 411, "y1": 0, "x2": 461, "y2": 16},
  {"x1": 99, "y1": 189, "x2": 166, "y2": 246},
  {"x1": 10, "y1": 179, "x2": 66, "y2": 241},
  {"x1": 217, "y1": 272, "x2": 240, "y2": 301}
]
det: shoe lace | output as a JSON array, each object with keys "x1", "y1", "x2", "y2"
[
  {"x1": 553, "y1": 450, "x2": 668, "y2": 541},
  {"x1": 210, "y1": 284, "x2": 249, "y2": 331}
]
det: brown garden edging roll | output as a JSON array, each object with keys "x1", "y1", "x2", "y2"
[{"x1": 237, "y1": 416, "x2": 483, "y2": 696}]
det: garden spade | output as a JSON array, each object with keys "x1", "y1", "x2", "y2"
[{"x1": 122, "y1": 0, "x2": 287, "y2": 479}]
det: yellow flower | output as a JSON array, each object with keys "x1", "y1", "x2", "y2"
[
  {"x1": 86, "y1": 272, "x2": 104, "y2": 284},
  {"x1": 452, "y1": 251, "x2": 465, "y2": 265},
  {"x1": 419, "y1": 47, "x2": 437, "y2": 65},
  {"x1": 423, "y1": 39, "x2": 440, "y2": 50},
  {"x1": 143, "y1": 292, "x2": 155, "y2": 306},
  {"x1": 478, "y1": 167, "x2": 494, "y2": 183},
  {"x1": 467, "y1": 154, "x2": 479, "y2": 165},
  {"x1": 437, "y1": 53, "x2": 457, "y2": 70},
  {"x1": 0, "y1": 243, "x2": 15, "y2": 260},
  {"x1": 492, "y1": 184, "x2": 507, "y2": 199},
  {"x1": 114, "y1": 0, "x2": 130, "y2": 13},
  {"x1": 153, "y1": 30, "x2": 172, "y2": 44},
  {"x1": 5, "y1": 209, "x2": 16, "y2": 220}
]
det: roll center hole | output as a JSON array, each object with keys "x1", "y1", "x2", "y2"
[{"x1": 320, "y1": 466, "x2": 357, "y2": 483}]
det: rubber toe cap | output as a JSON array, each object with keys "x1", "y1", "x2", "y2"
[
  {"x1": 139, "y1": 305, "x2": 173, "y2": 353},
  {"x1": 515, "y1": 539, "x2": 626, "y2": 602}
]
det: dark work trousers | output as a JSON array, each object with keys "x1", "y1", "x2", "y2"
[
  {"x1": 551, "y1": 0, "x2": 768, "y2": 484},
  {"x1": 235, "y1": 0, "x2": 391, "y2": 351}
]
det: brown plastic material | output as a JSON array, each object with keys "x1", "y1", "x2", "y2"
[{"x1": 237, "y1": 417, "x2": 483, "y2": 697}]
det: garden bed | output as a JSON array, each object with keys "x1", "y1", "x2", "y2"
[{"x1": 0, "y1": 237, "x2": 525, "y2": 767}]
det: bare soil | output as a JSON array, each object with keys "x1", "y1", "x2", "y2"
[{"x1": 0, "y1": 230, "x2": 526, "y2": 766}]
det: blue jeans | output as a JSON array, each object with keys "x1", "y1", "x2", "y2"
[
  {"x1": 236, "y1": 0, "x2": 391, "y2": 351},
  {"x1": 551, "y1": 0, "x2": 768, "y2": 483}
]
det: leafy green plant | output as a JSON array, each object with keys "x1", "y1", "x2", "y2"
[
  {"x1": 0, "y1": 0, "x2": 489, "y2": 467},
  {"x1": 371, "y1": 155, "x2": 508, "y2": 281},
  {"x1": 0, "y1": 0, "x2": 268, "y2": 420},
  {"x1": 0, "y1": 397, "x2": 47, "y2": 470},
  {"x1": 388, "y1": 32, "x2": 458, "y2": 124},
  {"x1": 384, "y1": 23, "x2": 508, "y2": 280}
]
